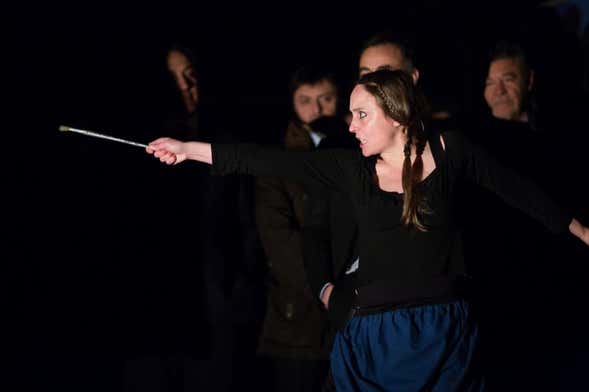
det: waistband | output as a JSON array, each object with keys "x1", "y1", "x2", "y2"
[{"x1": 352, "y1": 275, "x2": 473, "y2": 316}]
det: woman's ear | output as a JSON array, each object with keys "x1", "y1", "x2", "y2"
[{"x1": 386, "y1": 117, "x2": 401, "y2": 128}]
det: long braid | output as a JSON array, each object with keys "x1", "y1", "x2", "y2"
[
  {"x1": 401, "y1": 123, "x2": 428, "y2": 231},
  {"x1": 401, "y1": 140, "x2": 413, "y2": 214}
]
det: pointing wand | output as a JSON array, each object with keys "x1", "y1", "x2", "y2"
[{"x1": 59, "y1": 125, "x2": 148, "y2": 148}]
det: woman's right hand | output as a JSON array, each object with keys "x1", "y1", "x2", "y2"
[
  {"x1": 569, "y1": 218, "x2": 589, "y2": 246},
  {"x1": 146, "y1": 137, "x2": 188, "y2": 165}
]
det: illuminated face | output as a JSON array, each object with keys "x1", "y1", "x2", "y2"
[
  {"x1": 348, "y1": 84, "x2": 399, "y2": 157},
  {"x1": 359, "y1": 43, "x2": 419, "y2": 83},
  {"x1": 484, "y1": 58, "x2": 532, "y2": 121},
  {"x1": 293, "y1": 80, "x2": 338, "y2": 124},
  {"x1": 167, "y1": 50, "x2": 198, "y2": 108}
]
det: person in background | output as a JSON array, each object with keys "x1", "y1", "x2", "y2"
[
  {"x1": 459, "y1": 40, "x2": 588, "y2": 391},
  {"x1": 254, "y1": 65, "x2": 347, "y2": 392},
  {"x1": 123, "y1": 43, "x2": 264, "y2": 392}
]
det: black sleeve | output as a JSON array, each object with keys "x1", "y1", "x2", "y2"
[
  {"x1": 444, "y1": 131, "x2": 572, "y2": 234},
  {"x1": 211, "y1": 143, "x2": 356, "y2": 192}
]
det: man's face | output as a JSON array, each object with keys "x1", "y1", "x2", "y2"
[
  {"x1": 484, "y1": 58, "x2": 532, "y2": 121},
  {"x1": 293, "y1": 80, "x2": 338, "y2": 124},
  {"x1": 359, "y1": 43, "x2": 419, "y2": 83}
]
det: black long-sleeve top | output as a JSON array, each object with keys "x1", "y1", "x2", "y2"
[{"x1": 212, "y1": 131, "x2": 571, "y2": 290}]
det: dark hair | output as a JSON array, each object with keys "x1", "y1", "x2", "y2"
[
  {"x1": 488, "y1": 41, "x2": 531, "y2": 80},
  {"x1": 288, "y1": 65, "x2": 338, "y2": 98},
  {"x1": 358, "y1": 69, "x2": 430, "y2": 230},
  {"x1": 360, "y1": 31, "x2": 418, "y2": 72}
]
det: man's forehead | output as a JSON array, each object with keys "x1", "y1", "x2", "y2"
[
  {"x1": 489, "y1": 58, "x2": 523, "y2": 74},
  {"x1": 295, "y1": 81, "x2": 336, "y2": 96},
  {"x1": 360, "y1": 44, "x2": 405, "y2": 68}
]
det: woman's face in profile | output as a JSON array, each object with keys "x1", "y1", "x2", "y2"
[{"x1": 349, "y1": 84, "x2": 400, "y2": 157}]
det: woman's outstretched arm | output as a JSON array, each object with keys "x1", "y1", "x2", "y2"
[
  {"x1": 443, "y1": 131, "x2": 589, "y2": 247},
  {"x1": 146, "y1": 137, "x2": 360, "y2": 194}
]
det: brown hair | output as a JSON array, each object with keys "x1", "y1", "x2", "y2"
[{"x1": 358, "y1": 69, "x2": 430, "y2": 231}]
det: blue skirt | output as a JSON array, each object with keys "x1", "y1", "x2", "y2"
[{"x1": 331, "y1": 300, "x2": 485, "y2": 391}]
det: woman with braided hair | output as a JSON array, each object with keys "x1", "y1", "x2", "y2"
[{"x1": 146, "y1": 69, "x2": 588, "y2": 391}]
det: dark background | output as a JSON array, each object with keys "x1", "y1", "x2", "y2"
[
  {"x1": 10, "y1": 1, "x2": 589, "y2": 390},
  {"x1": 32, "y1": 0, "x2": 589, "y2": 142}
]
